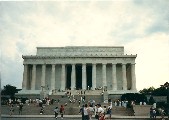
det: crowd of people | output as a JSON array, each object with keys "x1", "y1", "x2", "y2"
[
  {"x1": 4, "y1": 94, "x2": 168, "y2": 120},
  {"x1": 78, "y1": 98, "x2": 113, "y2": 120}
]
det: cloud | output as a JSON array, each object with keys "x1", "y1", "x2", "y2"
[
  {"x1": 125, "y1": 32, "x2": 169, "y2": 90},
  {"x1": 0, "y1": 1, "x2": 169, "y2": 91}
]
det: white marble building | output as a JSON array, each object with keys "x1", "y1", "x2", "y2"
[{"x1": 20, "y1": 46, "x2": 137, "y2": 94}]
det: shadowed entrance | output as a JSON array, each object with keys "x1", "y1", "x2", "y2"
[
  {"x1": 66, "y1": 65, "x2": 72, "y2": 90},
  {"x1": 76, "y1": 65, "x2": 82, "y2": 90},
  {"x1": 87, "y1": 65, "x2": 92, "y2": 89}
]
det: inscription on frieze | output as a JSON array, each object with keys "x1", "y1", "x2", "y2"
[{"x1": 37, "y1": 46, "x2": 124, "y2": 57}]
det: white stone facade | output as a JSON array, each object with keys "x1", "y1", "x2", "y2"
[{"x1": 20, "y1": 46, "x2": 137, "y2": 94}]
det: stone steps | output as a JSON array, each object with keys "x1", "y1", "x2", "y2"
[
  {"x1": 49, "y1": 94, "x2": 103, "y2": 104},
  {"x1": 2, "y1": 103, "x2": 133, "y2": 116},
  {"x1": 52, "y1": 90, "x2": 103, "y2": 95}
]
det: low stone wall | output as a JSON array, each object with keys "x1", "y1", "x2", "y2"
[
  {"x1": 147, "y1": 96, "x2": 166, "y2": 103},
  {"x1": 133, "y1": 105, "x2": 151, "y2": 116}
]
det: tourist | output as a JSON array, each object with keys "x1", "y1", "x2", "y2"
[
  {"x1": 97, "y1": 104, "x2": 104, "y2": 120},
  {"x1": 60, "y1": 105, "x2": 65, "y2": 119},
  {"x1": 94, "y1": 105, "x2": 97, "y2": 117},
  {"x1": 105, "y1": 102, "x2": 112, "y2": 119},
  {"x1": 103, "y1": 106, "x2": 106, "y2": 114},
  {"x1": 83, "y1": 104, "x2": 89, "y2": 120},
  {"x1": 9, "y1": 104, "x2": 14, "y2": 116},
  {"x1": 79, "y1": 100, "x2": 81, "y2": 107},
  {"x1": 149, "y1": 106, "x2": 154, "y2": 119},
  {"x1": 79, "y1": 105, "x2": 85, "y2": 120},
  {"x1": 19, "y1": 103, "x2": 23, "y2": 115},
  {"x1": 88, "y1": 104, "x2": 94, "y2": 120},
  {"x1": 54, "y1": 107, "x2": 59, "y2": 119},
  {"x1": 57, "y1": 99, "x2": 60, "y2": 104},
  {"x1": 40, "y1": 107, "x2": 44, "y2": 114},
  {"x1": 152, "y1": 108, "x2": 156, "y2": 119}
]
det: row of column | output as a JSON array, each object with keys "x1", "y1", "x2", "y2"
[{"x1": 22, "y1": 63, "x2": 136, "y2": 91}]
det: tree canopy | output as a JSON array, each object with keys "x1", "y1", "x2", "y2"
[
  {"x1": 139, "y1": 82, "x2": 168, "y2": 96},
  {"x1": 1, "y1": 84, "x2": 18, "y2": 97}
]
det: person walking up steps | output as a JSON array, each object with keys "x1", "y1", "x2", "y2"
[
  {"x1": 60, "y1": 105, "x2": 65, "y2": 119},
  {"x1": 19, "y1": 103, "x2": 23, "y2": 115},
  {"x1": 54, "y1": 107, "x2": 59, "y2": 119},
  {"x1": 79, "y1": 105, "x2": 85, "y2": 120}
]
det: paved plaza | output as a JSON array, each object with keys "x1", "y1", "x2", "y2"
[
  {"x1": 2, "y1": 115, "x2": 169, "y2": 120},
  {"x1": 1, "y1": 118, "x2": 151, "y2": 120}
]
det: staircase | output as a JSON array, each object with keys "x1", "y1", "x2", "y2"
[
  {"x1": 2, "y1": 102, "x2": 134, "y2": 115},
  {"x1": 2, "y1": 90, "x2": 134, "y2": 116}
]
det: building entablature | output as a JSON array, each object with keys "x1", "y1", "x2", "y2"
[
  {"x1": 23, "y1": 57, "x2": 136, "y2": 65},
  {"x1": 22, "y1": 54, "x2": 137, "y2": 59}
]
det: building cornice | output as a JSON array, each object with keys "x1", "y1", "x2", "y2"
[{"x1": 22, "y1": 54, "x2": 137, "y2": 59}]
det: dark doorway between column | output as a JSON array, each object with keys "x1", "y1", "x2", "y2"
[
  {"x1": 27, "y1": 65, "x2": 33, "y2": 90},
  {"x1": 76, "y1": 65, "x2": 82, "y2": 90},
  {"x1": 66, "y1": 65, "x2": 72, "y2": 90},
  {"x1": 87, "y1": 65, "x2": 92, "y2": 89}
]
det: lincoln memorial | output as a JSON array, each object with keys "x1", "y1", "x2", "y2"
[{"x1": 19, "y1": 46, "x2": 137, "y2": 95}]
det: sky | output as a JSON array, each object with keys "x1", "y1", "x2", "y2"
[{"x1": 0, "y1": 0, "x2": 169, "y2": 91}]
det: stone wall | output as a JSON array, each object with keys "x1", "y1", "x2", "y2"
[{"x1": 133, "y1": 105, "x2": 151, "y2": 116}]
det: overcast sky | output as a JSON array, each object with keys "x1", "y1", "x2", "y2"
[{"x1": 0, "y1": 0, "x2": 169, "y2": 91}]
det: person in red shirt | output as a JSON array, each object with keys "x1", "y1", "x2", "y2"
[{"x1": 60, "y1": 105, "x2": 65, "y2": 119}]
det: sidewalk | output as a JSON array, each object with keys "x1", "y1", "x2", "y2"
[{"x1": 1, "y1": 114, "x2": 169, "y2": 119}]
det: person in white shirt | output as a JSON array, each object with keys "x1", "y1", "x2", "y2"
[
  {"x1": 54, "y1": 107, "x2": 59, "y2": 119},
  {"x1": 97, "y1": 104, "x2": 104, "y2": 120},
  {"x1": 83, "y1": 104, "x2": 89, "y2": 120}
]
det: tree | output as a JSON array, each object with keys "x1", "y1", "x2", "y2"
[
  {"x1": 139, "y1": 86, "x2": 155, "y2": 95},
  {"x1": 1, "y1": 84, "x2": 18, "y2": 97},
  {"x1": 139, "y1": 83, "x2": 168, "y2": 96},
  {"x1": 121, "y1": 93, "x2": 147, "y2": 104}
]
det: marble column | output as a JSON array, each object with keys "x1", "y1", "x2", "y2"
[
  {"x1": 112, "y1": 64, "x2": 117, "y2": 90},
  {"x1": 31, "y1": 64, "x2": 36, "y2": 90},
  {"x1": 82, "y1": 64, "x2": 86, "y2": 90},
  {"x1": 102, "y1": 63, "x2": 107, "y2": 87},
  {"x1": 61, "y1": 64, "x2": 66, "y2": 91},
  {"x1": 41, "y1": 64, "x2": 46, "y2": 91},
  {"x1": 71, "y1": 64, "x2": 76, "y2": 90},
  {"x1": 92, "y1": 63, "x2": 96, "y2": 90},
  {"x1": 131, "y1": 64, "x2": 136, "y2": 90},
  {"x1": 22, "y1": 64, "x2": 28, "y2": 90},
  {"x1": 51, "y1": 64, "x2": 55, "y2": 90},
  {"x1": 122, "y1": 64, "x2": 127, "y2": 90}
]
